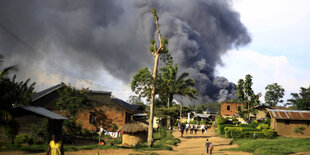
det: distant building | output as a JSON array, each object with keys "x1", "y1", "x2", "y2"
[
  {"x1": 269, "y1": 109, "x2": 310, "y2": 137},
  {"x1": 221, "y1": 102, "x2": 243, "y2": 116}
]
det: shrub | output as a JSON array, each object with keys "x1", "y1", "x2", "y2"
[
  {"x1": 239, "y1": 131, "x2": 265, "y2": 139},
  {"x1": 256, "y1": 124, "x2": 269, "y2": 131},
  {"x1": 294, "y1": 127, "x2": 306, "y2": 134},
  {"x1": 216, "y1": 116, "x2": 227, "y2": 126},
  {"x1": 63, "y1": 117, "x2": 82, "y2": 138},
  {"x1": 111, "y1": 123, "x2": 118, "y2": 132},
  {"x1": 263, "y1": 118, "x2": 270, "y2": 125},
  {"x1": 2, "y1": 120, "x2": 20, "y2": 144},
  {"x1": 14, "y1": 134, "x2": 28, "y2": 146},
  {"x1": 218, "y1": 124, "x2": 234, "y2": 135},
  {"x1": 81, "y1": 129, "x2": 97, "y2": 139},
  {"x1": 233, "y1": 121, "x2": 240, "y2": 125},
  {"x1": 224, "y1": 127, "x2": 242, "y2": 138},
  {"x1": 189, "y1": 120, "x2": 197, "y2": 124},
  {"x1": 249, "y1": 120, "x2": 259, "y2": 128},
  {"x1": 263, "y1": 130, "x2": 277, "y2": 138}
]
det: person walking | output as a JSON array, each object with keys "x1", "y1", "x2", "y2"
[
  {"x1": 47, "y1": 135, "x2": 64, "y2": 155},
  {"x1": 190, "y1": 123, "x2": 194, "y2": 134},
  {"x1": 201, "y1": 124, "x2": 205, "y2": 135},
  {"x1": 185, "y1": 123, "x2": 189, "y2": 134},
  {"x1": 194, "y1": 124, "x2": 198, "y2": 135},
  {"x1": 205, "y1": 139, "x2": 210, "y2": 154},
  {"x1": 180, "y1": 123, "x2": 185, "y2": 137},
  {"x1": 209, "y1": 143, "x2": 214, "y2": 154}
]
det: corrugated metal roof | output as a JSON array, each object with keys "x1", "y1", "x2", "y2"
[
  {"x1": 269, "y1": 109, "x2": 310, "y2": 120},
  {"x1": 31, "y1": 83, "x2": 66, "y2": 101},
  {"x1": 22, "y1": 106, "x2": 68, "y2": 120}
]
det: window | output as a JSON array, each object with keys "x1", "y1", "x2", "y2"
[
  {"x1": 307, "y1": 121, "x2": 310, "y2": 126},
  {"x1": 237, "y1": 106, "x2": 241, "y2": 111},
  {"x1": 285, "y1": 120, "x2": 290, "y2": 125},
  {"x1": 89, "y1": 113, "x2": 96, "y2": 124},
  {"x1": 227, "y1": 105, "x2": 230, "y2": 111}
]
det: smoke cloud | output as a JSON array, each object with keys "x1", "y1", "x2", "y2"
[{"x1": 0, "y1": 0, "x2": 251, "y2": 104}]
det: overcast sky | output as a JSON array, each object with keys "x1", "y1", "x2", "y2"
[
  {"x1": 217, "y1": 0, "x2": 310, "y2": 104},
  {"x1": 1, "y1": 0, "x2": 309, "y2": 105}
]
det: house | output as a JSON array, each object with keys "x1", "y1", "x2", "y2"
[
  {"x1": 221, "y1": 102, "x2": 243, "y2": 117},
  {"x1": 11, "y1": 106, "x2": 68, "y2": 137},
  {"x1": 31, "y1": 83, "x2": 143, "y2": 131},
  {"x1": 269, "y1": 109, "x2": 310, "y2": 137}
]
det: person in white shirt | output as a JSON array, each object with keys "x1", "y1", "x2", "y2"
[
  {"x1": 194, "y1": 124, "x2": 198, "y2": 134},
  {"x1": 185, "y1": 123, "x2": 189, "y2": 134},
  {"x1": 201, "y1": 124, "x2": 206, "y2": 134}
]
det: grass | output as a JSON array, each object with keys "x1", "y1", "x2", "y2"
[
  {"x1": 223, "y1": 137, "x2": 310, "y2": 155},
  {"x1": 0, "y1": 129, "x2": 180, "y2": 153}
]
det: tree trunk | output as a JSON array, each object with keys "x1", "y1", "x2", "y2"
[
  {"x1": 147, "y1": 54, "x2": 160, "y2": 147},
  {"x1": 167, "y1": 96, "x2": 171, "y2": 127},
  {"x1": 179, "y1": 103, "x2": 182, "y2": 121}
]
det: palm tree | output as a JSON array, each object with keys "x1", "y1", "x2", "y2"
[
  {"x1": 159, "y1": 64, "x2": 198, "y2": 127},
  {"x1": 0, "y1": 54, "x2": 18, "y2": 125}
]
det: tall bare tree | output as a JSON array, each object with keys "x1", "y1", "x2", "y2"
[{"x1": 147, "y1": 8, "x2": 169, "y2": 147}]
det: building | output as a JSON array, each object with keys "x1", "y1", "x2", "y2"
[
  {"x1": 11, "y1": 105, "x2": 68, "y2": 138},
  {"x1": 269, "y1": 109, "x2": 310, "y2": 137},
  {"x1": 221, "y1": 102, "x2": 243, "y2": 116},
  {"x1": 31, "y1": 83, "x2": 143, "y2": 131}
]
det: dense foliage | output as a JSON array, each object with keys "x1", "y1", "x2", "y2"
[
  {"x1": 56, "y1": 86, "x2": 90, "y2": 116},
  {"x1": 287, "y1": 86, "x2": 310, "y2": 110},
  {"x1": 264, "y1": 83, "x2": 285, "y2": 107}
]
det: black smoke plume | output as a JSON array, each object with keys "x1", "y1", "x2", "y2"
[{"x1": 0, "y1": 0, "x2": 251, "y2": 104}]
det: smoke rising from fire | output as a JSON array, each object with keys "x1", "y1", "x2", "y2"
[{"x1": 0, "y1": 0, "x2": 251, "y2": 104}]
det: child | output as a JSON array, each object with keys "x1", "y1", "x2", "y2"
[
  {"x1": 209, "y1": 143, "x2": 214, "y2": 154},
  {"x1": 205, "y1": 139, "x2": 210, "y2": 153}
]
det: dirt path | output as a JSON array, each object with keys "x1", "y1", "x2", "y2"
[{"x1": 0, "y1": 129, "x2": 251, "y2": 155}]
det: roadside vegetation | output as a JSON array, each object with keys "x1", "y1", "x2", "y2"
[{"x1": 224, "y1": 137, "x2": 310, "y2": 155}]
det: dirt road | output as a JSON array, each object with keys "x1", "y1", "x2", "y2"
[{"x1": 0, "y1": 129, "x2": 251, "y2": 155}]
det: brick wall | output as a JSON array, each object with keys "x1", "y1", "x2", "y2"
[{"x1": 221, "y1": 102, "x2": 243, "y2": 116}]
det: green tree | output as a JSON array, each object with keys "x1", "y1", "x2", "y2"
[
  {"x1": 147, "y1": 8, "x2": 169, "y2": 147},
  {"x1": 287, "y1": 86, "x2": 310, "y2": 110},
  {"x1": 236, "y1": 74, "x2": 260, "y2": 122},
  {"x1": 159, "y1": 64, "x2": 198, "y2": 126},
  {"x1": 56, "y1": 86, "x2": 90, "y2": 117},
  {"x1": 130, "y1": 67, "x2": 153, "y2": 100},
  {"x1": 264, "y1": 83, "x2": 285, "y2": 107},
  {"x1": 0, "y1": 55, "x2": 35, "y2": 143}
]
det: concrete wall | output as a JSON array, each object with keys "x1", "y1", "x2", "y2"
[
  {"x1": 221, "y1": 103, "x2": 243, "y2": 116},
  {"x1": 274, "y1": 119, "x2": 310, "y2": 137}
]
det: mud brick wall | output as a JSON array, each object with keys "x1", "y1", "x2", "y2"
[{"x1": 221, "y1": 102, "x2": 243, "y2": 116}]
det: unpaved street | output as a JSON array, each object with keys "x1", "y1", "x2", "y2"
[{"x1": 0, "y1": 129, "x2": 251, "y2": 155}]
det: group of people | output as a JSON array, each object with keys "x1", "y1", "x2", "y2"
[{"x1": 180, "y1": 123, "x2": 208, "y2": 136}]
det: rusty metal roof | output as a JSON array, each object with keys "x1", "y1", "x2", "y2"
[{"x1": 269, "y1": 109, "x2": 310, "y2": 120}]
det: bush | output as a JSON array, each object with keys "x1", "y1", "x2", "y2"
[
  {"x1": 233, "y1": 121, "x2": 240, "y2": 125},
  {"x1": 224, "y1": 127, "x2": 242, "y2": 138},
  {"x1": 256, "y1": 124, "x2": 269, "y2": 131},
  {"x1": 14, "y1": 134, "x2": 28, "y2": 146},
  {"x1": 217, "y1": 124, "x2": 234, "y2": 135},
  {"x1": 216, "y1": 116, "x2": 227, "y2": 126},
  {"x1": 2, "y1": 120, "x2": 20, "y2": 144},
  {"x1": 81, "y1": 129, "x2": 97, "y2": 139},
  {"x1": 263, "y1": 130, "x2": 277, "y2": 138},
  {"x1": 238, "y1": 131, "x2": 265, "y2": 139},
  {"x1": 63, "y1": 117, "x2": 82, "y2": 138},
  {"x1": 111, "y1": 123, "x2": 118, "y2": 132},
  {"x1": 249, "y1": 120, "x2": 259, "y2": 128}
]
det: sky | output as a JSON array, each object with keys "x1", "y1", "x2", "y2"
[
  {"x1": 1, "y1": 0, "x2": 309, "y2": 105},
  {"x1": 216, "y1": 0, "x2": 310, "y2": 104}
]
